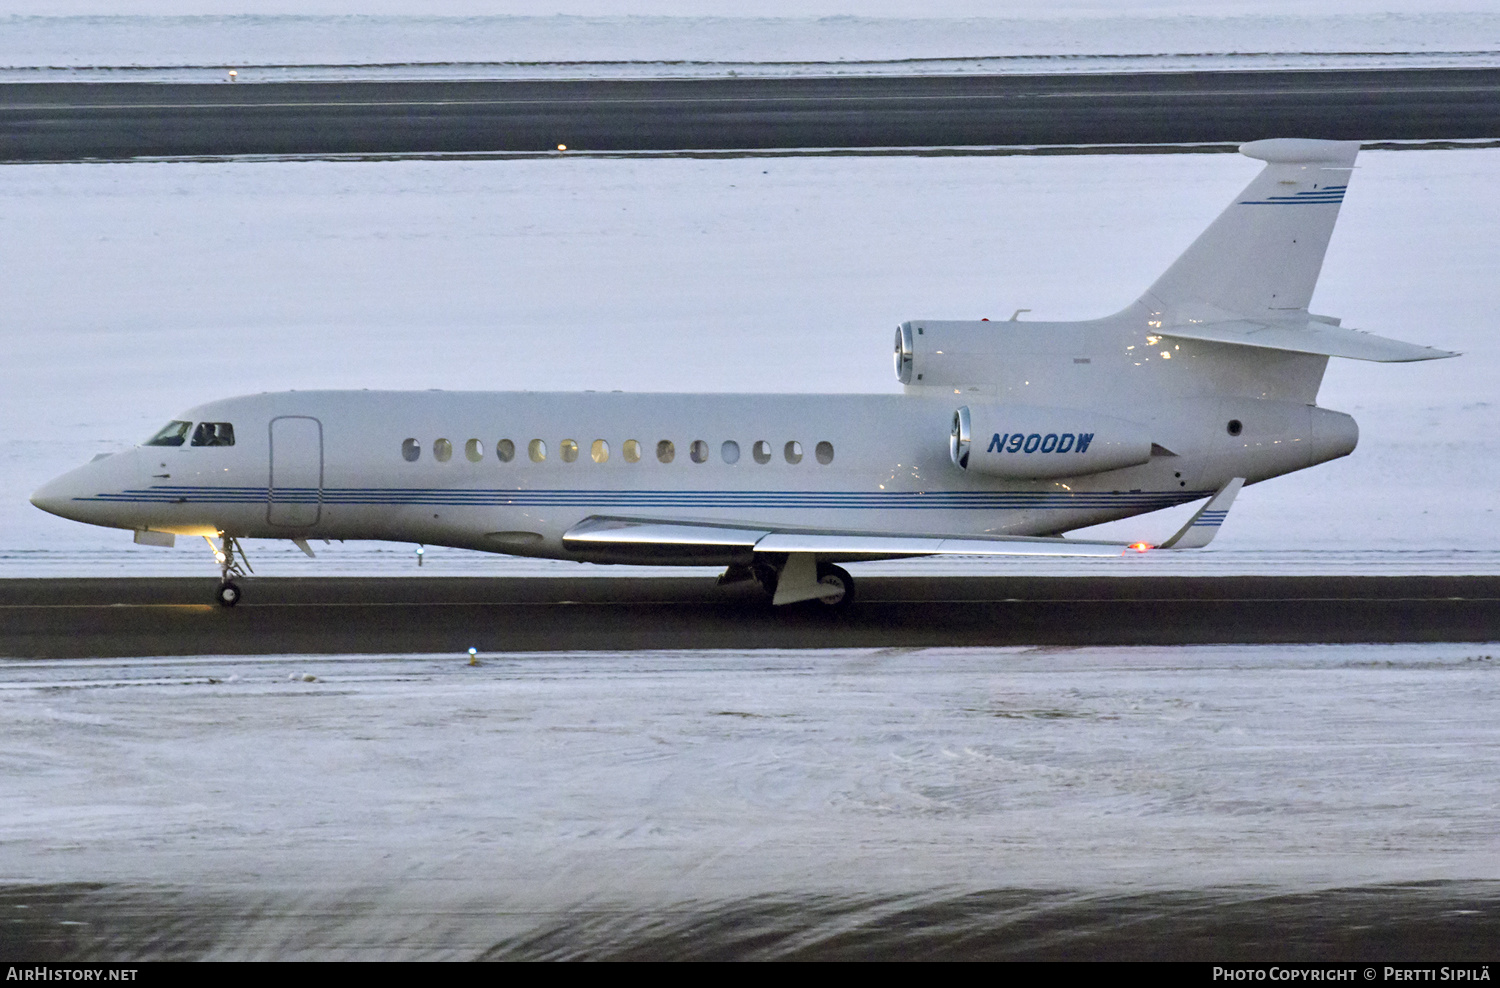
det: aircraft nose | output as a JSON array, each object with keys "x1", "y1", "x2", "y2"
[
  {"x1": 30, "y1": 461, "x2": 102, "y2": 522},
  {"x1": 30, "y1": 476, "x2": 74, "y2": 518}
]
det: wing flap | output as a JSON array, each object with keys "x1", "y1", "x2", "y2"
[
  {"x1": 755, "y1": 532, "x2": 1123, "y2": 558},
  {"x1": 565, "y1": 516, "x2": 766, "y2": 547}
]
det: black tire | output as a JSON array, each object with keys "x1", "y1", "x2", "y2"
[
  {"x1": 215, "y1": 582, "x2": 241, "y2": 608},
  {"x1": 814, "y1": 563, "x2": 854, "y2": 609},
  {"x1": 754, "y1": 563, "x2": 780, "y2": 598}
]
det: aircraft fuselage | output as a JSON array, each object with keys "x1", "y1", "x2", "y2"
[{"x1": 33, "y1": 388, "x2": 1357, "y2": 565}]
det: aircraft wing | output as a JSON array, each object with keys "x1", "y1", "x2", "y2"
[
  {"x1": 562, "y1": 516, "x2": 1129, "y2": 558},
  {"x1": 562, "y1": 476, "x2": 1247, "y2": 560}
]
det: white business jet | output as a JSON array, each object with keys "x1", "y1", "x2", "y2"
[{"x1": 31, "y1": 139, "x2": 1454, "y2": 608}]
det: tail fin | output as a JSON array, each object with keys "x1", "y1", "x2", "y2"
[{"x1": 1141, "y1": 138, "x2": 1361, "y2": 319}]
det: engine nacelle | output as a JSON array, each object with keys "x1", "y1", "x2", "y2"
[
  {"x1": 896, "y1": 320, "x2": 1020, "y2": 388},
  {"x1": 950, "y1": 405, "x2": 1154, "y2": 479}
]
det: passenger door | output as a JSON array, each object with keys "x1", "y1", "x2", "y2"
[{"x1": 268, "y1": 416, "x2": 323, "y2": 527}]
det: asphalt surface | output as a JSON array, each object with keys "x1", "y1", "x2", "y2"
[
  {"x1": 2, "y1": 68, "x2": 1499, "y2": 161},
  {"x1": 3, "y1": 575, "x2": 1498, "y2": 657},
  {"x1": 7, "y1": 880, "x2": 1498, "y2": 961}
]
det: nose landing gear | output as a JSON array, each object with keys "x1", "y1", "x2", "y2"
[{"x1": 203, "y1": 533, "x2": 251, "y2": 607}]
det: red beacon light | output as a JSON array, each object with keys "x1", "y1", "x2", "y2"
[{"x1": 1127, "y1": 542, "x2": 1153, "y2": 553}]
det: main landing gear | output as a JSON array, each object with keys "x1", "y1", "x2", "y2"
[
  {"x1": 812, "y1": 563, "x2": 855, "y2": 610},
  {"x1": 722, "y1": 556, "x2": 855, "y2": 610},
  {"x1": 204, "y1": 532, "x2": 251, "y2": 607}
]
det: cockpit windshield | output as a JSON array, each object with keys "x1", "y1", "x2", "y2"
[
  {"x1": 191, "y1": 422, "x2": 235, "y2": 447},
  {"x1": 144, "y1": 421, "x2": 192, "y2": 447}
]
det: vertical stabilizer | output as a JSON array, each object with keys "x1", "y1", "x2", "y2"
[{"x1": 1142, "y1": 139, "x2": 1361, "y2": 319}]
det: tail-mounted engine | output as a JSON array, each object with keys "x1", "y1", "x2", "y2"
[
  {"x1": 896, "y1": 320, "x2": 1020, "y2": 387},
  {"x1": 950, "y1": 404, "x2": 1154, "y2": 479}
]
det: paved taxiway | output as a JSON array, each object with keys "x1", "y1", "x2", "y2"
[
  {"x1": 2, "y1": 575, "x2": 1497, "y2": 657},
  {"x1": 2, "y1": 68, "x2": 1499, "y2": 161}
]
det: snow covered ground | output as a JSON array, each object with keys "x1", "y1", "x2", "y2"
[
  {"x1": 1, "y1": 644, "x2": 1496, "y2": 958},
  {"x1": 1, "y1": 146, "x2": 1494, "y2": 578},
  {"x1": 1, "y1": 9, "x2": 1498, "y2": 81}
]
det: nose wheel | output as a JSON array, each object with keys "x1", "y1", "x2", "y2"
[{"x1": 204, "y1": 532, "x2": 251, "y2": 607}]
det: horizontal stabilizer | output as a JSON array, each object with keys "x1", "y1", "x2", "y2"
[
  {"x1": 1162, "y1": 319, "x2": 1457, "y2": 363},
  {"x1": 1159, "y1": 477, "x2": 1244, "y2": 549}
]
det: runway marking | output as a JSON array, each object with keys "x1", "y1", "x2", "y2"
[
  {"x1": 13, "y1": 140, "x2": 1493, "y2": 166},
  {"x1": 0, "y1": 603, "x2": 219, "y2": 611},
  {"x1": 9, "y1": 85, "x2": 1500, "y2": 113},
  {"x1": 3, "y1": 596, "x2": 1499, "y2": 608}
]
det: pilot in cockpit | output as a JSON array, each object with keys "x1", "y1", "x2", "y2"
[{"x1": 190, "y1": 422, "x2": 236, "y2": 447}]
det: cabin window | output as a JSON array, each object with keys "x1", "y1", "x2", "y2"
[
  {"x1": 592, "y1": 439, "x2": 609, "y2": 463},
  {"x1": 190, "y1": 422, "x2": 235, "y2": 447},
  {"x1": 402, "y1": 438, "x2": 421, "y2": 462},
  {"x1": 752, "y1": 440, "x2": 772, "y2": 464},
  {"x1": 623, "y1": 439, "x2": 641, "y2": 463},
  {"x1": 145, "y1": 421, "x2": 192, "y2": 447},
  {"x1": 560, "y1": 439, "x2": 579, "y2": 463},
  {"x1": 689, "y1": 440, "x2": 709, "y2": 464},
  {"x1": 721, "y1": 440, "x2": 740, "y2": 464},
  {"x1": 433, "y1": 438, "x2": 452, "y2": 462},
  {"x1": 816, "y1": 441, "x2": 835, "y2": 465},
  {"x1": 784, "y1": 440, "x2": 803, "y2": 464},
  {"x1": 496, "y1": 439, "x2": 515, "y2": 462},
  {"x1": 465, "y1": 438, "x2": 484, "y2": 462},
  {"x1": 529, "y1": 439, "x2": 547, "y2": 462},
  {"x1": 656, "y1": 440, "x2": 675, "y2": 463}
]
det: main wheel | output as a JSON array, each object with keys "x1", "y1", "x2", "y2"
[
  {"x1": 215, "y1": 581, "x2": 241, "y2": 608},
  {"x1": 814, "y1": 563, "x2": 854, "y2": 609},
  {"x1": 754, "y1": 562, "x2": 780, "y2": 598}
]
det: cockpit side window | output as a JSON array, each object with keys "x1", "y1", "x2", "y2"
[
  {"x1": 190, "y1": 422, "x2": 236, "y2": 447},
  {"x1": 145, "y1": 421, "x2": 192, "y2": 447}
]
